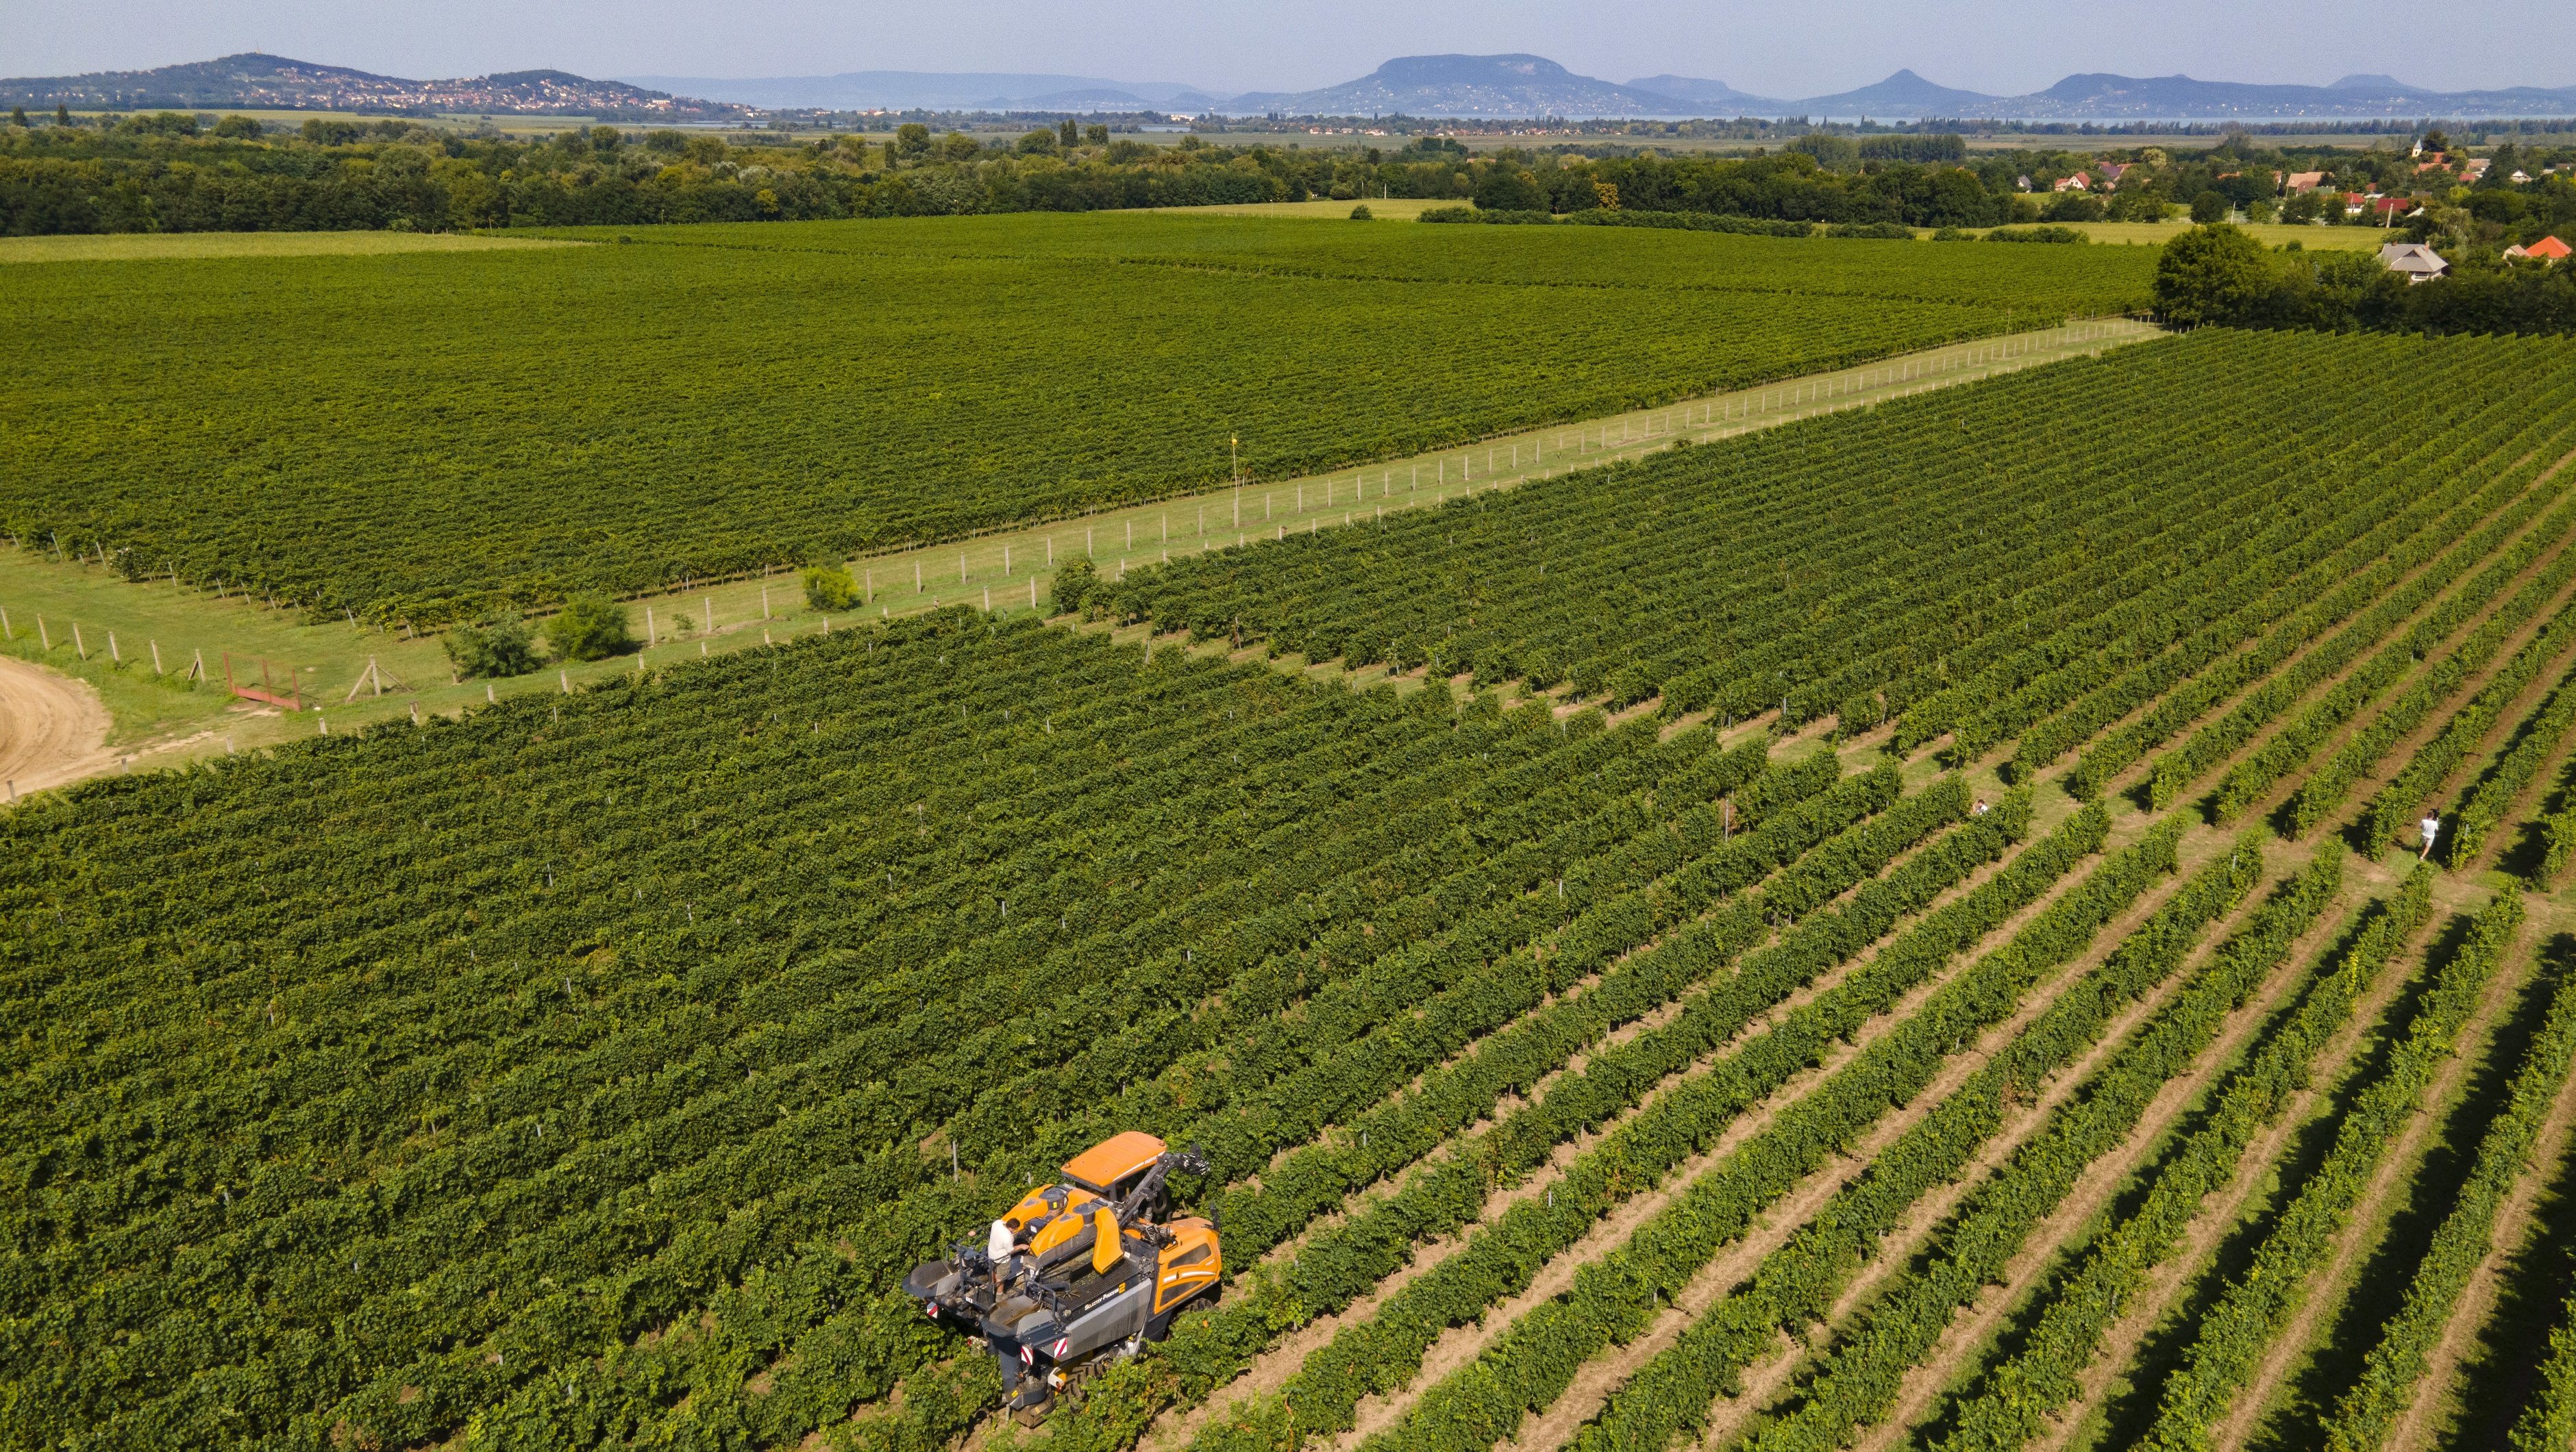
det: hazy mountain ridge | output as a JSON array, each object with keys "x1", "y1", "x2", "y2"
[
  {"x1": 0, "y1": 53, "x2": 751, "y2": 118},
  {"x1": 1235, "y1": 57, "x2": 2576, "y2": 120},
  {"x1": 5, "y1": 51, "x2": 2571, "y2": 122},
  {"x1": 621, "y1": 70, "x2": 1211, "y2": 112},
  {"x1": 1226, "y1": 54, "x2": 1691, "y2": 118}
]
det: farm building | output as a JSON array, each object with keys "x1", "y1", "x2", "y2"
[{"x1": 2378, "y1": 240, "x2": 2449, "y2": 282}]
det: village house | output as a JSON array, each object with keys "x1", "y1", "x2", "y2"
[
  {"x1": 2379, "y1": 240, "x2": 2449, "y2": 282},
  {"x1": 2286, "y1": 171, "x2": 2327, "y2": 192},
  {"x1": 2051, "y1": 171, "x2": 2091, "y2": 192},
  {"x1": 2505, "y1": 235, "x2": 2573, "y2": 263},
  {"x1": 2463, "y1": 158, "x2": 2492, "y2": 181},
  {"x1": 2095, "y1": 161, "x2": 2135, "y2": 187}
]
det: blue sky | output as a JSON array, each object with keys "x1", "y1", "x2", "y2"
[{"x1": 5, "y1": 0, "x2": 2572, "y2": 97}]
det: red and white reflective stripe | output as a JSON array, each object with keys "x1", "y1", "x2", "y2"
[
  {"x1": 1052, "y1": 1338, "x2": 1070, "y2": 1358},
  {"x1": 923, "y1": 1303, "x2": 939, "y2": 1318},
  {"x1": 1020, "y1": 1346, "x2": 1034, "y2": 1365}
]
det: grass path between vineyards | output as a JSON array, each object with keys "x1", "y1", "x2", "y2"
[{"x1": 0, "y1": 317, "x2": 2153, "y2": 800}]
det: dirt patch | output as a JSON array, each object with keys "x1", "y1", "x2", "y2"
[{"x1": 0, "y1": 655, "x2": 112, "y2": 794}]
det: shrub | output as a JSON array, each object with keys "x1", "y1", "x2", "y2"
[
  {"x1": 442, "y1": 613, "x2": 541, "y2": 679},
  {"x1": 802, "y1": 564, "x2": 858, "y2": 610},
  {"x1": 543, "y1": 593, "x2": 635, "y2": 661},
  {"x1": 1349, "y1": 204, "x2": 1372, "y2": 220}
]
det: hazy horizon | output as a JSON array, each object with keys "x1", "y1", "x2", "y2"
[{"x1": 6, "y1": 0, "x2": 2573, "y2": 101}]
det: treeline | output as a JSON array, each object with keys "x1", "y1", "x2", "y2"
[
  {"x1": 1, "y1": 112, "x2": 2063, "y2": 235},
  {"x1": 12, "y1": 108, "x2": 2573, "y2": 240},
  {"x1": 2155, "y1": 223, "x2": 2576, "y2": 336},
  {"x1": 0, "y1": 115, "x2": 1297, "y2": 233}
]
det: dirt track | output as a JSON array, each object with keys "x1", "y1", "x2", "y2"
[{"x1": 0, "y1": 656, "x2": 111, "y2": 795}]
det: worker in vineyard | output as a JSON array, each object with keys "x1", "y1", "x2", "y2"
[{"x1": 2419, "y1": 811, "x2": 2441, "y2": 862}]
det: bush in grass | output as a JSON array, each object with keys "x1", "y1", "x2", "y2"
[
  {"x1": 803, "y1": 564, "x2": 859, "y2": 610},
  {"x1": 543, "y1": 593, "x2": 634, "y2": 661},
  {"x1": 1349, "y1": 203, "x2": 1372, "y2": 220},
  {"x1": 442, "y1": 612, "x2": 541, "y2": 679}
]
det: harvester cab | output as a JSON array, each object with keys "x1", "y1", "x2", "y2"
[{"x1": 900, "y1": 1131, "x2": 1222, "y2": 1422}]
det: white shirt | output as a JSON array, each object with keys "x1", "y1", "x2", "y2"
[{"x1": 2420, "y1": 816, "x2": 2440, "y2": 844}]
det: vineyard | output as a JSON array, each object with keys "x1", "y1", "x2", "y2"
[
  {"x1": 9, "y1": 318, "x2": 2576, "y2": 1452},
  {"x1": 0, "y1": 211, "x2": 2150, "y2": 625}
]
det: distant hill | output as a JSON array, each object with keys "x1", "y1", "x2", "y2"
[
  {"x1": 1225, "y1": 55, "x2": 1689, "y2": 118},
  {"x1": 1787, "y1": 68, "x2": 2007, "y2": 118},
  {"x1": 1213, "y1": 56, "x2": 2576, "y2": 121},
  {"x1": 2007, "y1": 71, "x2": 2576, "y2": 119},
  {"x1": 12, "y1": 51, "x2": 2571, "y2": 124},
  {"x1": 621, "y1": 71, "x2": 1211, "y2": 112},
  {"x1": 1636, "y1": 65, "x2": 2576, "y2": 120},
  {"x1": 1625, "y1": 75, "x2": 1787, "y2": 113},
  {"x1": 0, "y1": 52, "x2": 750, "y2": 119}
]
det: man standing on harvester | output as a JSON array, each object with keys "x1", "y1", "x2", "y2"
[{"x1": 903, "y1": 1132, "x2": 1222, "y2": 1421}]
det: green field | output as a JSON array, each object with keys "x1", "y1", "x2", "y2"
[
  {"x1": 2044, "y1": 218, "x2": 2398, "y2": 249},
  {"x1": 16, "y1": 325, "x2": 2576, "y2": 1452},
  {"x1": 0, "y1": 210, "x2": 2154, "y2": 625}
]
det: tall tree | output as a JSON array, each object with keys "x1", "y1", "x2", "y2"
[{"x1": 2154, "y1": 223, "x2": 2272, "y2": 326}]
